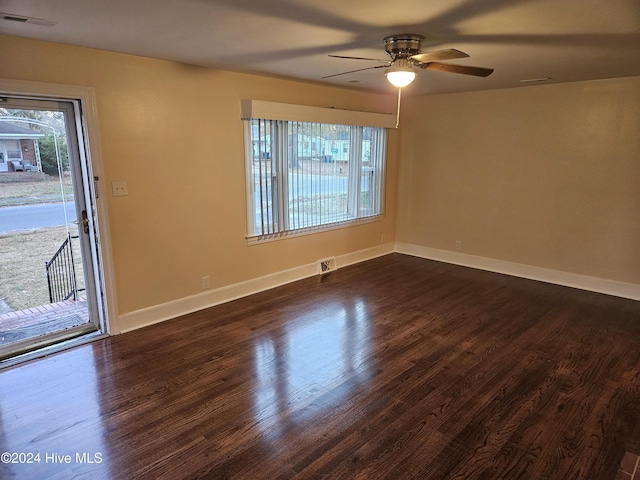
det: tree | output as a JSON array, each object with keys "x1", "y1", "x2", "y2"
[
  {"x1": 0, "y1": 108, "x2": 65, "y2": 133},
  {"x1": 38, "y1": 132, "x2": 69, "y2": 176}
]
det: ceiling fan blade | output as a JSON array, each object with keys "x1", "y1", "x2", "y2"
[
  {"x1": 321, "y1": 65, "x2": 387, "y2": 79},
  {"x1": 422, "y1": 62, "x2": 494, "y2": 77},
  {"x1": 410, "y1": 48, "x2": 469, "y2": 63},
  {"x1": 328, "y1": 54, "x2": 387, "y2": 63}
]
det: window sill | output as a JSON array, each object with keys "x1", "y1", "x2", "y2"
[{"x1": 246, "y1": 215, "x2": 384, "y2": 246}]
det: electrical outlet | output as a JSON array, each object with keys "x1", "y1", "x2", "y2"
[
  {"x1": 455, "y1": 240, "x2": 462, "y2": 251},
  {"x1": 201, "y1": 276, "x2": 210, "y2": 290},
  {"x1": 111, "y1": 181, "x2": 128, "y2": 197},
  {"x1": 381, "y1": 233, "x2": 386, "y2": 244}
]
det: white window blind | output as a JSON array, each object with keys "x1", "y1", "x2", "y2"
[{"x1": 242, "y1": 102, "x2": 389, "y2": 240}]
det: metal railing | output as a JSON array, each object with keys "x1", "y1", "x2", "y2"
[{"x1": 45, "y1": 233, "x2": 85, "y2": 303}]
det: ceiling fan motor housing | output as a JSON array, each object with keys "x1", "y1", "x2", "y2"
[{"x1": 384, "y1": 34, "x2": 424, "y2": 59}]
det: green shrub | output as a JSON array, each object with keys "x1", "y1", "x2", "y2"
[{"x1": 38, "y1": 133, "x2": 69, "y2": 176}]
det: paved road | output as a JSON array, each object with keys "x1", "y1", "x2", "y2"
[{"x1": 0, "y1": 202, "x2": 78, "y2": 234}]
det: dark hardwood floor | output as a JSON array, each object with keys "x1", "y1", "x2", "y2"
[{"x1": 1, "y1": 253, "x2": 639, "y2": 479}]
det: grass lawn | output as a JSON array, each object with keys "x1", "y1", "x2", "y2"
[
  {"x1": 0, "y1": 172, "x2": 74, "y2": 206},
  {"x1": 0, "y1": 227, "x2": 62, "y2": 310}
]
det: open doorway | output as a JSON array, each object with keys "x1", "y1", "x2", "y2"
[{"x1": 0, "y1": 96, "x2": 107, "y2": 361}]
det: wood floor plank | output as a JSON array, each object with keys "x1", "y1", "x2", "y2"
[{"x1": 1, "y1": 253, "x2": 639, "y2": 479}]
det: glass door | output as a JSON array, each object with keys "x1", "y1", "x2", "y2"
[{"x1": 0, "y1": 96, "x2": 106, "y2": 360}]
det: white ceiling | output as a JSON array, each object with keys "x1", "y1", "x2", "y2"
[{"x1": 1, "y1": 0, "x2": 639, "y2": 96}]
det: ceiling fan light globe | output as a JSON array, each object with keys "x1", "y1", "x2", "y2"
[{"x1": 385, "y1": 69, "x2": 416, "y2": 88}]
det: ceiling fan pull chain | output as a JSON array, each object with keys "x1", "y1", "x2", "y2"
[{"x1": 396, "y1": 87, "x2": 402, "y2": 129}]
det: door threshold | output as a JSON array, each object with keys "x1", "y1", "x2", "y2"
[{"x1": 0, "y1": 330, "x2": 108, "y2": 370}]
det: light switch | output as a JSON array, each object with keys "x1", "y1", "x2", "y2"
[{"x1": 111, "y1": 181, "x2": 128, "y2": 197}]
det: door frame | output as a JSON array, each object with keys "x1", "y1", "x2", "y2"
[{"x1": 0, "y1": 78, "x2": 118, "y2": 362}]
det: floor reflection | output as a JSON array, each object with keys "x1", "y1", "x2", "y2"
[
  {"x1": 252, "y1": 297, "x2": 373, "y2": 440},
  {"x1": 0, "y1": 345, "x2": 110, "y2": 478}
]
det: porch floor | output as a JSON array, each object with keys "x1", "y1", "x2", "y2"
[{"x1": 0, "y1": 298, "x2": 89, "y2": 346}]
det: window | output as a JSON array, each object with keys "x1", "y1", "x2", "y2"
[{"x1": 244, "y1": 117, "x2": 387, "y2": 239}]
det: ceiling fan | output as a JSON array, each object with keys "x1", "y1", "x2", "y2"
[{"x1": 323, "y1": 34, "x2": 494, "y2": 88}]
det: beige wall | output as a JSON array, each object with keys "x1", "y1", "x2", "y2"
[
  {"x1": 1, "y1": 35, "x2": 398, "y2": 315},
  {"x1": 3, "y1": 33, "x2": 638, "y2": 323},
  {"x1": 397, "y1": 76, "x2": 640, "y2": 285}
]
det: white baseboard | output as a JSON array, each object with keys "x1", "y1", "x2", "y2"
[
  {"x1": 395, "y1": 242, "x2": 640, "y2": 302},
  {"x1": 116, "y1": 241, "x2": 639, "y2": 333},
  {"x1": 117, "y1": 243, "x2": 394, "y2": 333}
]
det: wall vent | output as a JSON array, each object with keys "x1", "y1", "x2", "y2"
[
  {"x1": 0, "y1": 13, "x2": 57, "y2": 27},
  {"x1": 318, "y1": 257, "x2": 337, "y2": 275}
]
